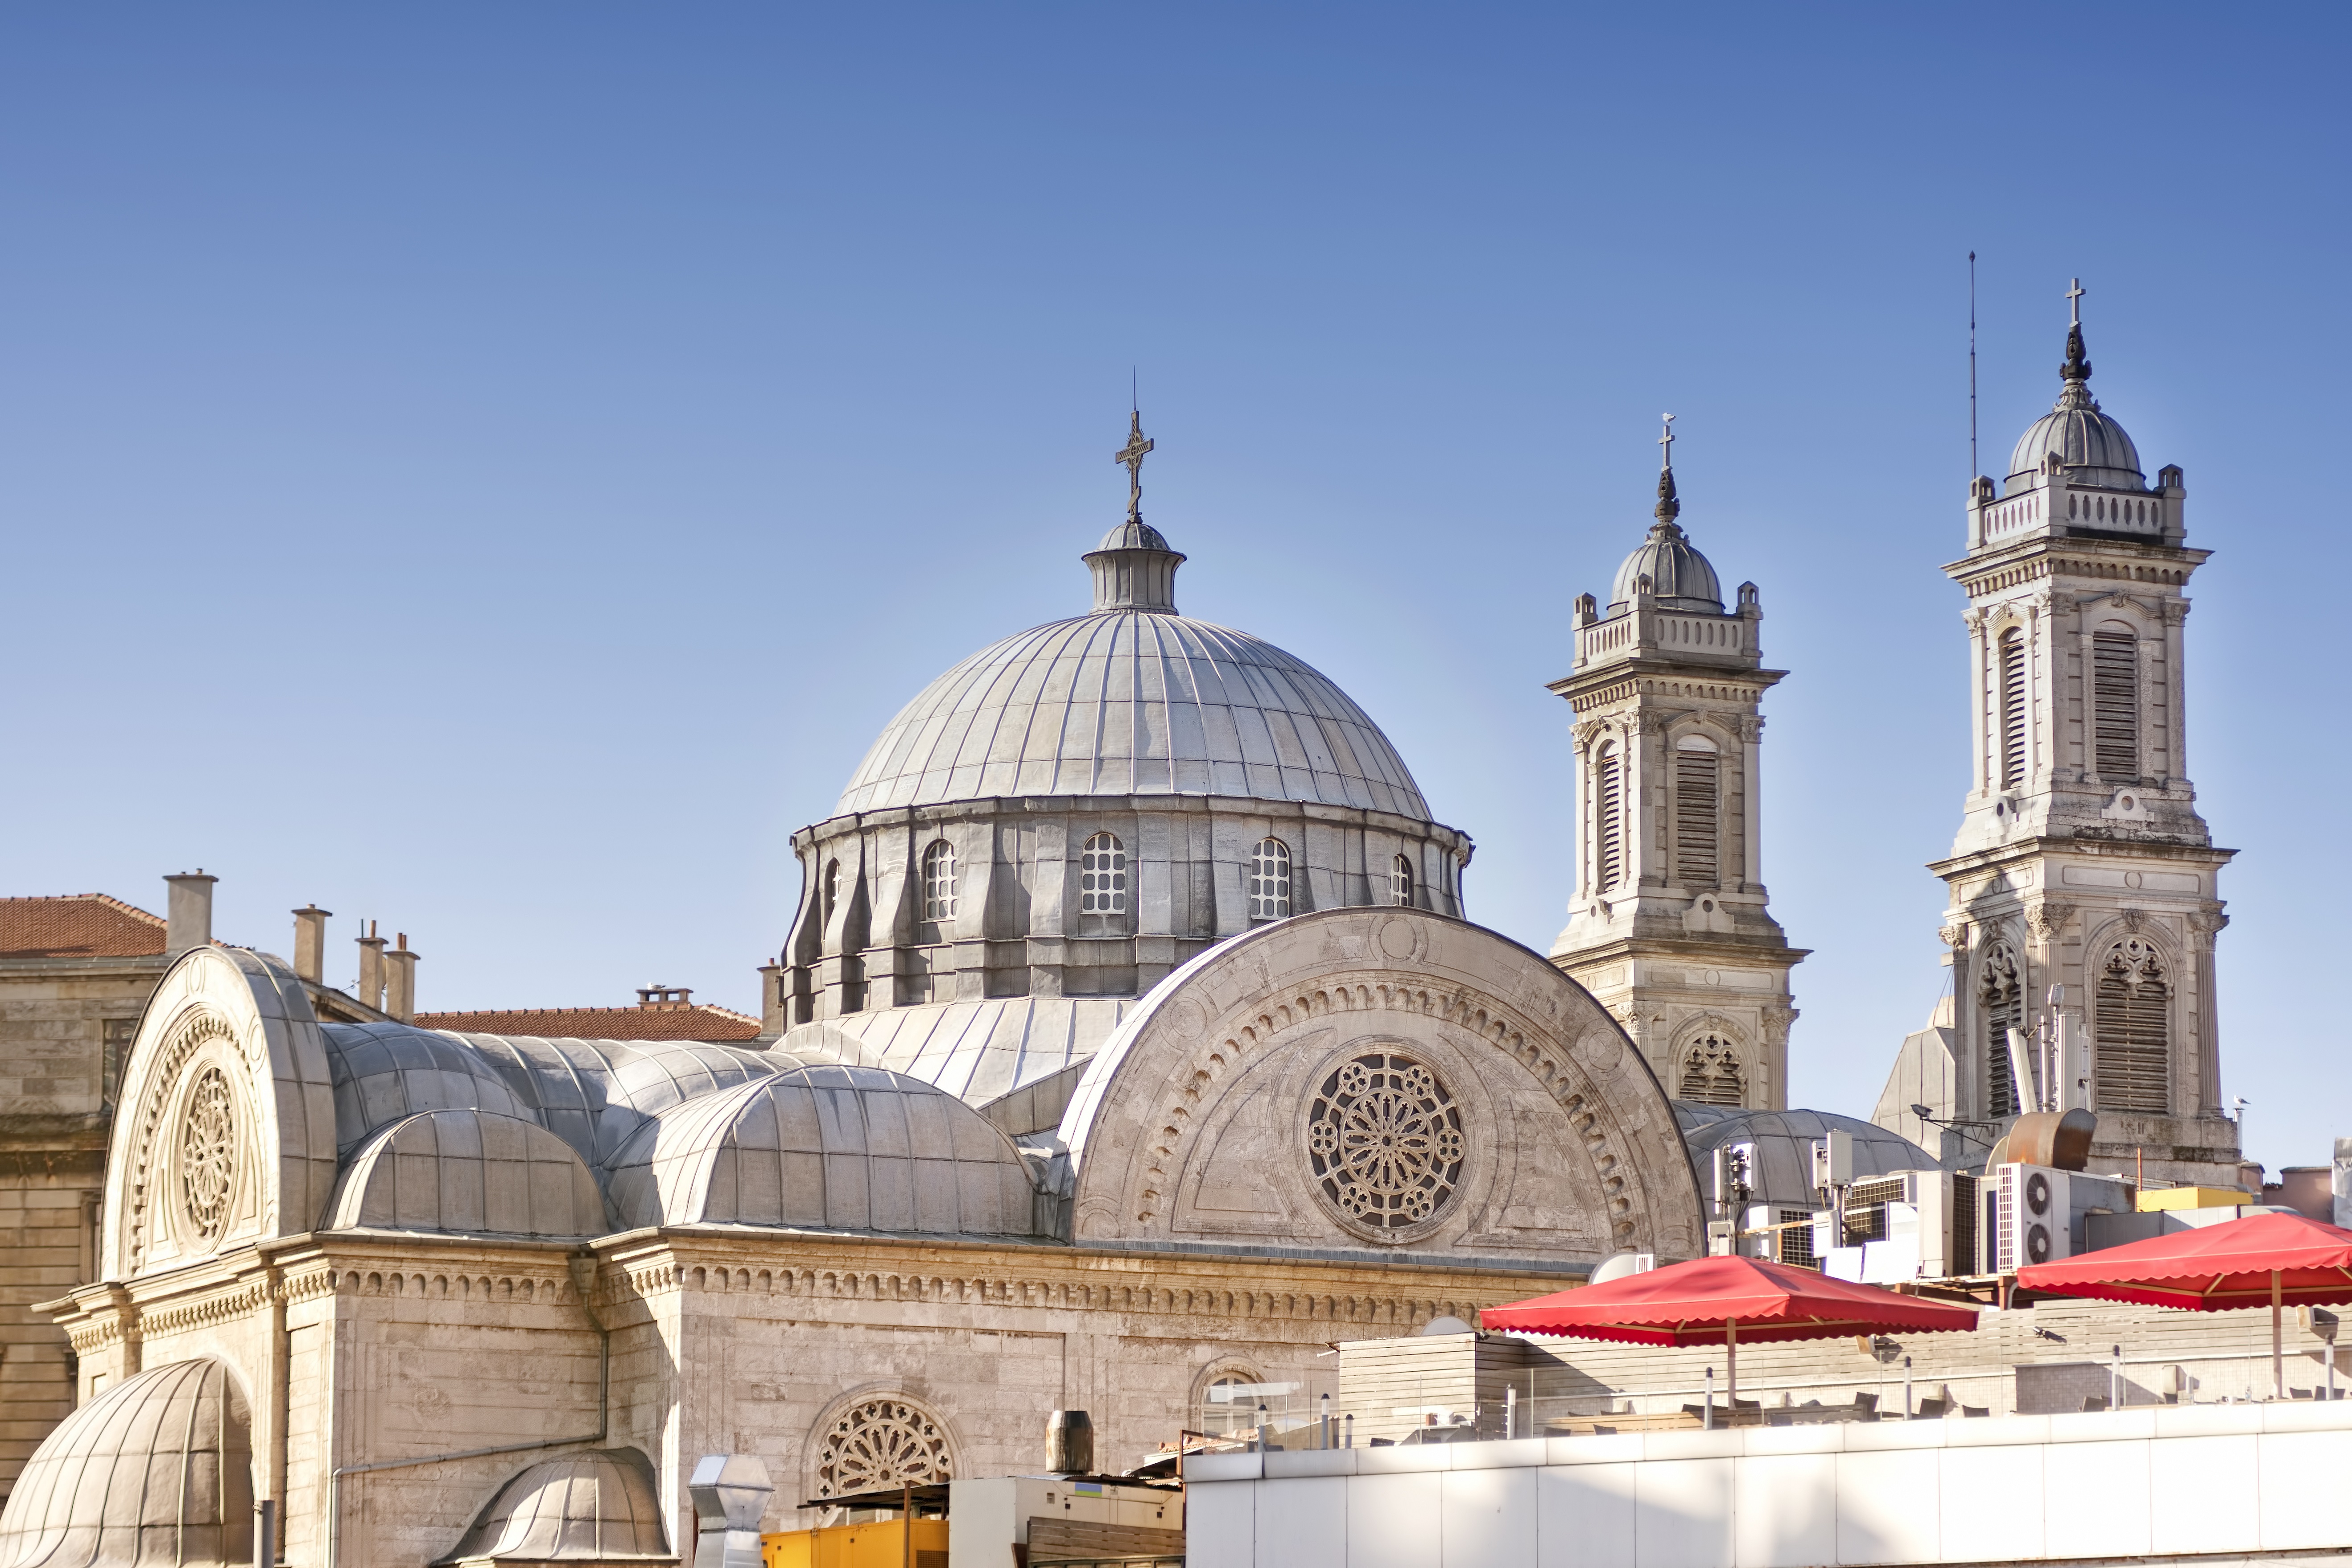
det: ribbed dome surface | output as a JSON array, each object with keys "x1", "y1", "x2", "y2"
[
  {"x1": 834, "y1": 611, "x2": 1430, "y2": 819},
  {"x1": 0, "y1": 1359, "x2": 252, "y2": 1568},
  {"x1": 2007, "y1": 400, "x2": 2144, "y2": 491},
  {"x1": 436, "y1": 1448, "x2": 668, "y2": 1565},
  {"x1": 1608, "y1": 524, "x2": 1724, "y2": 614}
]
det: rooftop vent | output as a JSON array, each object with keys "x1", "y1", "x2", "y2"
[{"x1": 638, "y1": 985, "x2": 694, "y2": 1011}]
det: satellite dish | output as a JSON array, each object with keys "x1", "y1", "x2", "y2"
[
  {"x1": 1420, "y1": 1316, "x2": 1475, "y2": 1337},
  {"x1": 1589, "y1": 1251, "x2": 1657, "y2": 1285}
]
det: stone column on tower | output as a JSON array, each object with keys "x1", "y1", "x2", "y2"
[
  {"x1": 1548, "y1": 421, "x2": 1807, "y2": 1111},
  {"x1": 1870, "y1": 282, "x2": 2242, "y2": 1187}
]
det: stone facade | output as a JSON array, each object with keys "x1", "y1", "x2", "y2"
[
  {"x1": 16, "y1": 900, "x2": 1700, "y2": 1564},
  {"x1": 1548, "y1": 447, "x2": 1805, "y2": 1111},
  {"x1": 1879, "y1": 303, "x2": 2242, "y2": 1188}
]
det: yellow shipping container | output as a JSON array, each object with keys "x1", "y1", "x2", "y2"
[
  {"x1": 2137, "y1": 1186, "x2": 2253, "y2": 1212},
  {"x1": 761, "y1": 1518, "x2": 948, "y2": 1568}
]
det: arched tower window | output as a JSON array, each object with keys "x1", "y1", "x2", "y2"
[
  {"x1": 2092, "y1": 625, "x2": 2140, "y2": 780},
  {"x1": 2095, "y1": 937, "x2": 2170, "y2": 1112},
  {"x1": 1978, "y1": 941, "x2": 2023, "y2": 1118},
  {"x1": 1996, "y1": 628, "x2": 2028, "y2": 791},
  {"x1": 1081, "y1": 832, "x2": 1126, "y2": 915},
  {"x1": 1248, "y1": 838, "x2": 1292, "y2": 921},
  {"x1": 1594, "y1": 744, "x2": 1624, "y2": 891},
  {"x1": 1677, "y1": 1034, "x2": 1745, "y2": 1106},
  {"x1": 921, "y1": 840, "x2": 958, "y2": 923},
  {"x1": 824, "y1": 860, "x2": 842, "y2": 925},
  {"x1": 1390, "y1": 854, "x2": 1415, "y2": 908},
  {"x1": 1674, "y1": 735, "x2": 1721, "y2": 885}
]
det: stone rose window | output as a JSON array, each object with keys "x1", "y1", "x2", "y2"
[
  {"x1": 815, "y1": 1398, "x2": 951, "y2": 1498},
  {"x1": 1306, "y1": 1051, "x2": 1465, "y2": 1241},
  {"x1": 179, "y1": 1066, "x2": 237, "y2": 1242}
]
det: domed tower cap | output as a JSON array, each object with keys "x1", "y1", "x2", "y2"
[
  {"x1": 1607, "y1": 415, "x2": 1725, "y2": 614},
  {"x1": 2005, "y1": 279, "x2": 2145, "y2": 492}
]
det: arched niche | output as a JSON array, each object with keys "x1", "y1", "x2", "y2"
[
  {"x1": 1057, "y1": 908, "x2": 1704, "y2": 1267},
  {"x1": 103, "y1": 947, "x2": 338, "y2": 1281}
]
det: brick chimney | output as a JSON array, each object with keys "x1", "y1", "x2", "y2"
[
  {"x1": 292, "y1": 905, "x2": 332, "y2": 983},
  {"x1": 164, "y1": 871, "x2": 217, "y2": 958},
  {"x1": 637, "y1": 985, "x2": 692, "y2": 1011},
  {"x1": 357, "y1": 922, "x2": 388, "y2": 1011},
  {"x1": 384, "y1": 933, "x2": 419, "y2": 1023}
]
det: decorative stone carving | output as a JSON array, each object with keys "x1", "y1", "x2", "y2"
[
  {"x1": 177, "y1": 1068, "x2": 237, "y2": 1242},
  {"x1": 2025, "y1": 901, "x2": 2076, "y2": 944},
  {"x1": 1305, "y1": 1052, "x2": 1466, "y2": 1242},
  {"x1": 814, "y1": 1398, "x2": 952, "y2": 1498},
  {"x1": 1938, "y1": 923, "x2": 1969, "y2": 950}
]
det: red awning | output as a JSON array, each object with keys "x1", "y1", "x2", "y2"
[
  {"x1": 2016, "y1": 1210, "x2": 2352, "y2": 1310},
  {"x1": 1481, "y1": 1254, "x2": 1980, "y2": 1346}
]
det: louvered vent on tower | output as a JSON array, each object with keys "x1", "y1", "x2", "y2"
[
  {"x1": 1595, "y1": 750, "x2": 1624, "y2": 891},
  {"x1": 1998, "y1": 631, "x2": 2029, "y2": 791},
  {"x1": 2093, "y1": 631, "x2": 2140, "y2": 780},
  {"x1": 1675, "y1": 748, "x2": 1720, "y2": 885},
  {"x1": 2095, "y1": 939, "x2": 2170, "y2": 1113}
]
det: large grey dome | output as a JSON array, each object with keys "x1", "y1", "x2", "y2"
[
  {"x1": 2005, "y1": 318, "x2": 2145, "y2": 492},
  {"x1": 834, "y1": 610, "x2": 1430, "y2": 819}
]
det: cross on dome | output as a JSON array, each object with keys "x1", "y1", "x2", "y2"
[
  {"x1": 1114, "y1": 411, "x2": 1155, "y2": 524},
  {"x1": 1659, "y1": 413, "x2": 1676, "y2": 470},
  {"x1": 2067, "y1": 277, "x2": 2086, "y2": 326}
]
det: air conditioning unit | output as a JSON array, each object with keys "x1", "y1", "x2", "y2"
[{"x1": 1993, "y1": 1162, "x2": 2071, "y2": 1272}]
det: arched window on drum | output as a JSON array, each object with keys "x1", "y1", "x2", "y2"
[
  {"x1": 919, "y1": 839, "x2": 957, "y2": 944},
  {"x1": 1249, "y1": 838, "x2": 1292, "y2": 921},
  {"x1": 1080, "y1": 832, "x2": 1127, "y2": 933},
  {"x1": 1390, "y1": 854, "x2": 1415, "y2": 908}
]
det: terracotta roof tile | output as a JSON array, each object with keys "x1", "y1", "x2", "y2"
[
  {"x1": 0, "y1": 894, "x2": 168, "y2": 960},
  {"x1": 413, "y1": 1004, "x2": 763, "y2": 1042}
]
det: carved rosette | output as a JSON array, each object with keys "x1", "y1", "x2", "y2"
[
  {"x1": 814, "y1": 1397, "x2": 953, "y2": 1498},
  {"x1": 1304, "y1": 1051, "x2": 1467, "y2": 1244}
]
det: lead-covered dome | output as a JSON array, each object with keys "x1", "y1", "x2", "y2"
[
  {"x1": 834, "y1": 519, "x2": 1429, "y2": 818},
  {"x1": 2005, "y1": 318, "x2": 2145, "y2": 492},
  {"x1": 1605, "y1": 464, "x2": 1722, "y2": 613}
]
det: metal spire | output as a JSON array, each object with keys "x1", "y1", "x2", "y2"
[{"x1": 1114, "y1": 409, "x2": 1154, "y2": 524}]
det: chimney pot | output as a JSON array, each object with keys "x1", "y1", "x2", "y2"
[
  {"x1": 164, "y1": 872, "x2": 219, "y2": 958},
  {"x1": 357, "y1": 924, "x2": 389, "y2": 1012},
  {"x1": 383, "y1": 938, "x2": 420, "y2": 1024},
  {"x1": 292, "y1": 905, "x2": 333, "y2": 983}
]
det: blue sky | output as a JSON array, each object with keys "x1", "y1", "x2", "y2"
[{"x1": 4, "y1": 6, "x2": 2345, "y2": 1172}]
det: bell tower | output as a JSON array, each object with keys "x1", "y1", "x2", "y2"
[
  {"x1": 1878, "y1": 283, "x2": 2241, "y2": 1188},
  {"x1": 1549, "y1": 420, "x2": 1806, "y2": 1110}
]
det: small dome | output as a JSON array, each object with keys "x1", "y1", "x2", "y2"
[
  {"x1": 2005, "y1": 318, "x2": 2145, "y2": 492},
  {"x1": 322, "y1": 1023, "x2": 536, "y2": 1157},
  {"x1": 327, "y1": 1110, "x2": 609, "y2": 1239},
  {"x1": 1094, "y1": 519, "x2": 1173, "y2": 553},
  {"x1": 437, "y1": 1448, "x2": 668, "y2": 1566},
  {"x1": 1677, "y1": 1107, "x2": 1935, "y2": 1211},
  {"x1": 1609, "y1": 524, "x2": 1723, "y2": 613},
  {"x1": 0, "y1": 1359, "x2": 252, "y2": 1568},
  {"x1": 607, "y1": 1064, "x2": 1041, "y2": 1236}
]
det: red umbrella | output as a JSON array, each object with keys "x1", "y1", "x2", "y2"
[
  {"x1": 1481, "y1": 1254, "x2": 1979, "y2": 1410},
  {"x1": 2017, "y1": 1210, "x2": 2352, "y2": 1399}
]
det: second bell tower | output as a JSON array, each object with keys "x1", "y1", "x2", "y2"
[{"x1": 1550, "y1": 421, "x2": 1806, "y2": 1110}]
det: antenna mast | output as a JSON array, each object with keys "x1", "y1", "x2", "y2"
[{"x1": 1968, "y1": 252, "x2": 1979, "y2": 482}]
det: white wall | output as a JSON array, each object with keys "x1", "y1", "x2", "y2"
[{"x1": 1185, "y1": 1401, "x2": 2352, "y2": 1568}]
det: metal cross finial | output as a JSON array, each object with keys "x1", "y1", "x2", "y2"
[
  {"x1": 1114, "y1": 410, "x2": 1154, "y2": 524},
  {"x1": 2067, "y1": 278, "x2": 2086, "y2": 326},
  {"x1": 1658, "y1": 413, "x2": 1676, "y2": 470}
]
